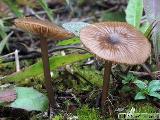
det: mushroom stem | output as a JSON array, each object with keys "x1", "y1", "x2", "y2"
[
  {"x1": 101, "y1": 61, "x2": 112, "y2": 111},
  {"x1": 40, "y1": 39, "x2": 56, "y2": 109}
]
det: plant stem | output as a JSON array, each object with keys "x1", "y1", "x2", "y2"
[
  {"x1": 101, "y1": 61, "x2": 112, "y2": 113},
  {"x1": 40, "y1": 39, "x2": 56, "y2": 109}
]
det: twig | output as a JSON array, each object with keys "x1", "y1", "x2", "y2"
[
  {"x1": 14, "y1": 49, "x2": 20, "y2": 72},
  {"x1": 2, "y1": 45, "x2": 87, "y2": 62},
  {"x1": 129, "y1": 71, "x2": 150, "y2": 77},
  {"x1": 0, "y1": 51, "x2": 16, "y2": 59},
  {"x1": 48, "y1": 45, "x2": 87, "y2": 53}
]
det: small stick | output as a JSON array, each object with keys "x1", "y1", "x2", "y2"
[
  {"x1": 2, "y1": 45, "x2": 86, "y2": 62},
  {"x1": 0, "y1": 51, "x2": 16, "y2": 59},
  {"x1": 14, "y1": 49, "x2": 20, "y2": 72},
  {"x1": 129, "y1": 71, "x2": 150, "y2": 76}
]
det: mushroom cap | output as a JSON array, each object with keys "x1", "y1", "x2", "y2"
[
  {"x1": 14, "y1": 17, "x2": 74, "y2": 40},
  {"x1": 80, "y1": 22, "x2": 151, "y2": 65}
]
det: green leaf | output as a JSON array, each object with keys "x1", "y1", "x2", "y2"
[
  {"x1": 149, "y1": 86, "x2": 160, "y2": 92},
  {"x1": 148, "y1": 80, "x2": 160, "y2": 87},
  {"x1": 143, "y1": 22, "x2": 154, "y2": 39},
  {"x1": 62, "y1": 22, "x2": 90, "y2": 36},
  {"x1": 148, "y1": 80, "x2": 160, "y2": 91},
  {"x1": 101, "y1": 11, "x2": 126, "y2": 22},
  {"x1": 140, "y1": 22, "x2": 150, "y2": 34},
  {"x1": 3, "y1": 53, "x2": 92, "y2": 83},
  {"x1": 57, "y1": 37, "x2": 80, "y2": 46},
  {"x1": 0, "y1": 101, "x2": 4, "y2": 106},
  {"x1": 133, "y1": 80, "x2": 147, "y2": 89},
  {"x1": 122, "y1": 80, "x2": 128, "y2": 84},
  {"x1": 120, "y1": 86, "x2": 132, "y2": 93},
  {"x1": 125, "y1": 0, "x2": 143, "y2": 28},
  {"x1": 0, "y1": 31, "x2": 13, "y2": 54},
  {"x1": 10, "y1": 87, "x2": 48, "y2": 111},
  {"x1": 134, "y1": 92, "x2": 146, "y2": 100},
  {"x1": 121, "y1": 73, "x2": 137, "y2": 84},
  {"x1": 2, "y1": 0, "x2": 23, "y2": 17},
  {"x1": 0, "y1": 20, "x2": 7, "y2": 38},
  {"x1": 148, "y1": 91, "x2": 160, "y2": 99},
  {"x1": 0, "y1": 20, "x2": 9, "y2": 54},
  {"x1": 38, "y1": 0, "x2": 54, "y2": 22}
]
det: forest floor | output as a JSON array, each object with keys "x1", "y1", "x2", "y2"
[{"x1": 0, "y1": 0, "x2": 159, "y2": 120}]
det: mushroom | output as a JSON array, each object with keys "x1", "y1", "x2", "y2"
[
  {"x1": 14, "y1": 17, "x2": 74, "y2": 108},
  {"x1": 80, "y1": 22, "x2": 151, "y2": 111}
]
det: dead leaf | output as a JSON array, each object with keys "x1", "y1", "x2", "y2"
[{"x1": 0, "y1": 89, "x2": 16, "y2": 103}]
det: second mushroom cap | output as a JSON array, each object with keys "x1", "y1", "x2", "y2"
[
  {"x1": 80, "y1": 22, "x2": 151, "y2": 64},
  {"x1": 14, "y1": 17, "x2": 74, "y2": 40}
]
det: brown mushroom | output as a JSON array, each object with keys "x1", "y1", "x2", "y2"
[
  {"x1": 80, "y1": 22, "x2": 151, "y2": 112},
  {"x1": 14, "y1": 17, "x2": 74, "y2": 109}
]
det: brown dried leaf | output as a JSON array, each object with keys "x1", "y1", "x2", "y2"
[
  {"x1": 0, "y1": 89, "x2": 16, "y2": 103},
  {"x1": 0, "y1": 1, "x2": 10, "y2": 16}
]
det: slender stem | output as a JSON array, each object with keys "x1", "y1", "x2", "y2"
[
  {"x1": 40, "y1": 39, "x2": 56, "y2": 109},
  {"x1": 101, "y1": 61, "x2": 112, "y2": 113}
]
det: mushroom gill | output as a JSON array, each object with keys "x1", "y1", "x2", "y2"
[
  {"x1": 14, "y1": 17, "x2": 74, "y2": 40},
  {"x1": 80, "y1": 22, "x2": 151, "y2": 65}
]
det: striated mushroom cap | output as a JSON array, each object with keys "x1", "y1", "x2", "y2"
[
  {"x1": 80, "y1": 22, "x2": 151, "y2": 65},
  {"x1": 14, "y1": 17, "x2": 74, "y2": 40}
]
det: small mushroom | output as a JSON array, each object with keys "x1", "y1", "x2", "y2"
[
  {"x1": 80, "y1": 22, "x2": 151, "y2": 111},
  {"x1": 14, "y1": 17, "x2": 74, "y2": 108}
]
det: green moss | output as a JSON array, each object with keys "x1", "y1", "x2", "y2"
[
  {"x1": 120, "y1": 102, "x2": 158, "y2": 120},
  {"x1": 52, "y1": 114, "x2": 63, "y2": 120},
  {"x1": 51, "y1": 105, "x2": 102, "y2": 120},
  {"x1": 76, "y1": 105, "x2": 102, "y2": 120},
  {"x1": 73, "y1": 66, "x2": 103, "y2": 87},
  {"x1": 0, "y1": 62, "x2": 16, "y2": 75},
  {"x1": 127, "y1": 102, "x2": 158, "y2": 113}
]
